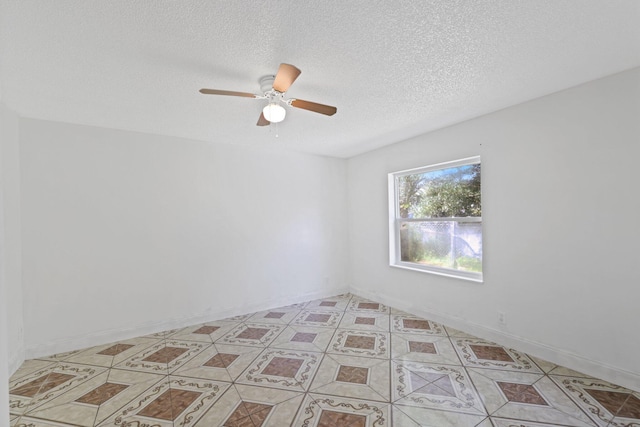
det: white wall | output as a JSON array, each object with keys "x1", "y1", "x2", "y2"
[
  {"x1": 20, "y1": 120, "x2": 349, "y2": 357},
  {"x1": 348, "y1": 67, "x2": 640, "y2": 391},
  {"x1": 0, "y1": 103, "x2": 23, "y2": 373},
  {"x1": 0, "y1": 101, "x2": 22, "y2": 426}
]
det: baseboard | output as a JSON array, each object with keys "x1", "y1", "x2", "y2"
[
  {"x1": 350, "y1": 285, "x2": 640, "y2": 393},
  {"x1": 25, "y1": 286, "x2": 349, "y2": 360}
]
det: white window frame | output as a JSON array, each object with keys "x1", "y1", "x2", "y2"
[{"x1": 388, "y1": 156, "x2": 483, "y2": 282}]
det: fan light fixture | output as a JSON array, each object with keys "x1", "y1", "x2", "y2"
[{"x1": 262, "y1": 103, "x2": 286, "y2": 123}]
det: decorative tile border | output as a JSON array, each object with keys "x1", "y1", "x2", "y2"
[
  {"x1": 216, "y1": 322, "x2": 285, "y2": 347},
  {"x1": 392, "y1": 360, "x2": 486, "y2": 416},
  {"x1": 291, "y1": 310, "x2": 344, "y2": 328},
  {"x1": 113, "y1": 340, "x2": 208, "y2": 374},
  {"x1": 310, "y1": 353, "x2": 391, "y2": 402},
  {"x1": 391, "y1": 333, "x2": 462, "y2": 366},
  {"x1": 551, "y1": 375, "x2": 640, "y2": 426},
  {"x1": 392, "y1": 315, "x2": 446, "y2": 336},
  {"x1": 236, "y1": 349, "x2": 322, "y2": 392},
  {"x1": 96, "y1": 376, "x2": 230, "y2": 426},
  {"x1": 327, "y1": 330, "x2": 390, "y2": 359},
  {"x1": 9, "y1": 363, "x2": 105, "y2": 416},
  {"x1": 293, "y1": 393, "x2": 390, "y2": 426},
  {"x1": 468, "y1": 368, "x2": 595, "y2": 426},
  {"x1": 452, "y1": 338, "x2": 542, "y2": 373}
]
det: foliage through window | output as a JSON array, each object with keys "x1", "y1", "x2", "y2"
[{"x1": 389, "y1": 157, "x2": 482, "y2": 281}]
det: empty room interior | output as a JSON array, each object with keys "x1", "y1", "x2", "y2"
[{"x1": 1, "y1": 1, "x2": 639, "y2": 426}]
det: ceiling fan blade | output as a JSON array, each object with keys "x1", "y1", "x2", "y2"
[
  {"x1": 256, "y1": 112, "x2": 270, "y2": 126},
  {"x1": 199, "y1": 89, "x2": 257, "y2": 98},
  {"x1": 272, "y1": 63, "x2": 301, "y2": 93},
  {"x1": 290, "y1": 99, "x2": 337, "y2": 116}
]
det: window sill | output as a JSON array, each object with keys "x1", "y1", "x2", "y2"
[{"x1": 390, "y1": 262, "x2": 483, "y2": 283}]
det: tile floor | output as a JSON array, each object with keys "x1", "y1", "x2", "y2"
[{"x1": 8, "y1": 293, "x2": 640, "y2": 426}]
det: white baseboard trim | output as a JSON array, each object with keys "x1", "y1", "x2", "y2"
[
  {"x1": 25, "y1": 286, "x2": 349, "y2": 360},
  {"x1": 350, "y1": 285, "x2": 640, "y2": 393}
]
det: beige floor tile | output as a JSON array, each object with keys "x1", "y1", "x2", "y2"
[
  {"x1": 96, "y1": 376, "x2": 230, "y2": 426},
  {"x1": 292, "y1": 393, "x2": 391, "y2": 426},
  {"x1": 452, "y1": 337, "x2": 542, "y2": 373},
  {"x1": 291, "y1": 309, "x2": 344, "y2": 328},
  {"x1": 391, "y1": 333, "x2": 462, "y2": 366},
  {"x1": 327, "y1": 329, "x2": 391, "y2": 359},
  {"x1": 393, "y1": 405, "x2": 489, "y2": 427},
  {"x1": 247, "y1": 308, "x2": 302, "y2": 324},
  {"x1": 235, "y1": 348, "x2": 323, "y2": 392},
  {"x1": 193, "y1": 384, "x2": 304, "y2": 426},
  {"x1": 24, "y1": 368, "x2": 165, "y2": 426},
  {"x1": 468, "y1": 368, "x2": 595, "y2": 426},
  {"x1": 215, "y1": 322, "x2": 286, "y2": 347},
  {"x1": 63, "y1": 337, "x2": 161, "y2": 368},
  {"x1": 112, "y1": 339, "x2": 209, "y2": 375},
  {"x1": 392, "y1": 315, "x2": 447, "y2": 336},
  {"x1": 7, "y1": 293, "x2": 638, "y2": 427},
  {"x1": 268, "y1": 325, "x2": 336, "y2": 353},
  {"x1": 309, "y1": 353, "x2": 391, "y2": 402},
  {"x1": 339, "y1": 311, "x2": 391, "y2": 332},
  {"x1": 9, "y1": 362, "x2": 106, "y2": 416},
  {"x1": 550, "y1": 375, "x2": 640, "y2": 426},
  {"x1": 391, "y1": 360, "x2": 486, "y2": 416},
  {"x1": 171, "y1": 343, "x2": 263, "y2": 382},
  {"x1": 169, "y1": 321, "x2": 237, "y2": 343}
]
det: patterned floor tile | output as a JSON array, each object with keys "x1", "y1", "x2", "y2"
[
  {"x1": 34, "y1": 349, "x2": 87, "y2": 363},
  {"x1": 444, "y1": 326, "x2": 481, "y2": 339},
  {"x1": 339, "y1": 312, "x2": 391, "y2": 332},
  {"x1": 468, "y1": 368, "x2": 595, "y2": 426},
  {"x1": 7, "y1": 294, "x2": 638, "y2": 427},
  {"x1": 391, "y1": 360, "x2": 486, "y2": 416},
  {"x1": 112, "y1": 339, "x2": 209, "y2": 374},
  {"x1": 305, "y1": 296, "x2": 351, "y2": 311},
  {"x1": 63, "y1": 337, "x2": 161, "y2": 368},
  {"x1": 96, "y1": 376, "x2": 230, "y2": 426},
  {"x1": 393, "y1": 404, "x2": 488, "y2": 426},
  {"x1": 216, "y1": 322, "x2": 285, "y2": 347},
  {"x1": 551, "y1": 375, "x2": 640, "y2": 426},
  {"x1": 489, "y1": 418, "x2": 597, "y2": 426},
  {"x1": 392, "y1": 315, "x2": 447, "y2": 336},
  {"x1": 391, "y1": 333, "x2": 462, "y2": 366},
  {"x1": 11, "y1": 416, "x2": 78, "y2": 426},
  {"x1": 142, "y1": 328, "x2": 181, "y2": 339},
  {"x1": 9, "y1": 360, "x2": 59, "y2": 382},
  {"x1": 247, "y1": 308, "x2": 302, "y2": 324},
  {"x1": 9, "y1": 362, "x2": 106, "y2": 416},
  {"x1": 22, "y1": 368, "x2": 165, "y2": 426},
  {"x1": 193, "y1": 383, "x2": 304, "y2": 426},
  {"x1": 452, "y1": 338, "x2": 542, "y2": 373},
  {"x1": 168, "y1": 321, "x2": 238, "y2": 343},
  {"x1": 310, "y1": 354, "x2": 391, "y2": 402},
  {"x1": 268, "y1": 325, "x2": 336, "y2": 352},
  {"x1": 292, "y1": 393, "x2": 391, "y2": 426},
  {"x1": 172, "y1": 343, "x2": 263, "y2": 382},
  {"x1": 327, "y1": 329, "x2": 390, "y2": 359},
  {"x1": 347, "y1": 298, "x2": 390, "y2": 314},
  {"x1": 235, "y1": 348, "x2": 323, "y2": 392},
  {"x1": 291, "y1": 310, "x2": 344, "y2": 328}
]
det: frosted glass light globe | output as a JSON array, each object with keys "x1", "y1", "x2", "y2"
[{"x1": 263, "y1": 103, "x2": 286, "y2": 123}]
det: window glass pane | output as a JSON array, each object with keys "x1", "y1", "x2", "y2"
[
  {"x1": 399, "y1": 221, "x2": 482, "y2": 273},
  {"x1": 397, "y1": 163, "x2": 481, "y2": 219}
]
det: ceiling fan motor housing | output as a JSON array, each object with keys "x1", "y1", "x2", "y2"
[{"x1": 259, "y1": 75, "x2": 276, "y2": 94}]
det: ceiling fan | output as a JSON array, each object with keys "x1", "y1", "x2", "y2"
[{"x1": 199, "y1": 63, "x2": 337, "y2": 126}]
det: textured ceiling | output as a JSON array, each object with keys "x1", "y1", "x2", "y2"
[{"x1": 1, "y1": 1, "x2": 639, "y2": 158}]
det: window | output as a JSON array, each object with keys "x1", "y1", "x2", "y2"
[{"x1": 388, "y1": 156, "x2": 482, "y2": 282}]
